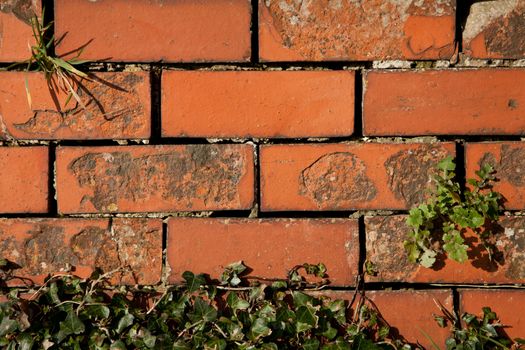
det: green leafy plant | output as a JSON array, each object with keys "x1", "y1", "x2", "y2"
[
  {"x1": 6, "y1": 9, "x2": 89, "y2": 109},
  {"x1": 0, "y1": 261, "x2": 409, "y2": 349},
  {"x1": 404, "y1": 156, "x2": 502, "y2": 268},
  {"x1": 434, "y1": 302, "x2": 525, "y2": 350}
]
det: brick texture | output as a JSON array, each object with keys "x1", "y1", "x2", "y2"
[
  {"x1": 0, "y1": 0, "x2": 38, "y2": 61},
  {"x1": 0, "y1": 218, "x2": 162, "y2": 285},
  {"x1": 161, "y1": 70, "x2": 355, "y2": 138},
  {"x1": 459, "y1": 289, "x2": 525, "y2": 338},
  {"x1": 365, "y1": 215, "x2": 525, "y2": 284},
  {"x1": 463, "y1": 2, "x2": 525, "y2": 59},
  {"x1": 0, "y1": 147, "x2": 48, "y2": 213},
  {"x1": 259, "y1": 0, "x2": 456, "y2": 61},
  {"x1": 54, "y1": 0, "x2": 251, "y2": 62},
  {"x1": 466, "y1": 142, "x2": 525, "y2": 210},
  {"x1": 0, "y1": 72, "x2": 151, "y2": 140},
  {"x1": 260, "y1": 142, "x2": 455, "y2": 211},
  {"x1": 55, "y1": 145, "x2": 254, "y2": 214},
  {"x1": 167, "y1": 218, "x2": 359, "y2": 286},
  {"x1": 364, "y1": 69, "x2": 525, "y2": 136}
]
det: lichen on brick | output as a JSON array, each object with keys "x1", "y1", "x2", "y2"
[
  {"x1": 479, "y1": 144, "x2": 525, "y2": 187},
  {"x1": 299, "y1": 152, "x2": 376, "y2": 208},
  {"x1": 0, "y1": 0, "x2": 36, "y2": 24},
  {"x1": 384, "y1": 144, "x2": 449, "y2": 207},
  {"x1": 365, "y1": 216, "x2": 416, "y2": 282},
  {"x1": 261, "y1": 0, "x2": 455, "y2": 60},
  {"x1": 68, "y1": 145, "x2": 247, "y2": 211},
  {"x1": 464, "y1": 0, "x2": 525, "y2": 58}
]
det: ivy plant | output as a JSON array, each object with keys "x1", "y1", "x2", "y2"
[
  {"x1": 0, "y1": 261, "x2": 407, "y2": 350},
  {"x1": 404, "y1": 156, "x2": 502, "y2": 268},
  {"x1": 433, "y1": 302, "x2": 525, "y2": 350}
]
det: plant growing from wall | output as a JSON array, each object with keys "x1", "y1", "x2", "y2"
[
  {"x1": 404, "y1": 156, "x2": 502, "y2": 268},
  {"x1": 1, "y1": 259, "x2": 523, "y2": 349},
  {"x1": 5, "y1": 9, "x2": 89, "y2": 109}
]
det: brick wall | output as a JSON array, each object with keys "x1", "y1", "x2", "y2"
[{"x1": 0, "y1": 0, "x2": 524, "y2": 343}]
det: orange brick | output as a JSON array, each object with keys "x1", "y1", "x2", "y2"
[
  {"x1": 459, "y1": 289, "x2": 525, "y2": 338},
  {"x1": 314, "y1": 290, "x2": 453, "y2": 347},
  {"x1": 463, "y1": 2, "x2": 525, "y2": 59},
  {"x1": 259, "y1": 0, "x2": 455, "y2": 61},
  {"x1": 167, "y1": 218, "x2": 359, "y2": 286},
  {"x1": 0, "y1": 72, "x2": 150, "y2": 140},
  {"x1": 466, "y1": 142, "x2": 525, "y2": 210},
  {"x1": 54, "y1": 0, "x2": 251, "y2": 62},
  {"x1": 0, "y1": 146, "x2": 48, "y2": 213},
  {"x1": 56, "y1": 145, "x2": 255, "y2": 214},
  {"x1": 366, "y1": 216, "x2": 525, "y2": 284},
  {"x1": 0, "y1": 1, "x2": 38, "y2": 61},
  {"x1": 364, "y1": 69, "x2": 525, "y2": 136},
  {"x1": 260, "y1": 142, "x2": 454, "y2": 211},
  {"x1": 0, "y1": 218, "x2": 162, "y2": 285},
  {"x1": 161, "y1": 70, "x2": 354, "y2": 138}
]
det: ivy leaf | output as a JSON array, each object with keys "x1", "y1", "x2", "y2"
[
  {"x1": 172, "y1": 341, "x2": 192, "y2": 350},
  {"x1": 227, "y1": 293, "x2": 250, "y2": 312},
  {"x1": 182, "y1": 271, "x2": 206, "y2": 293},
  {"x1": 189, "y1": 297, "x2": 217, "y2": 323},
  {"x1": 248, "y1": 318, "x2": 271, "y2": 340},
  {"x1": 110, "y1": 340, "x2": 127, "y2": 350},
  {"x1": 303, "y1": 339, "x2": 320, "y2": 350},
  {"x1": 17, "y1": 334, "x2": 34, "y2": 350},
  {"x1": 296, "y1": 305, "x2": 319, "y2": 333},
  {"x1": 57, "y1": 311, "x2": 85, "y2": 342},
  {"x1": 116, "y1": 313, "x2": 135, "y2": 334},
  {"x1": 0, "y1": 317, "x2": 18, "y2": 337}
]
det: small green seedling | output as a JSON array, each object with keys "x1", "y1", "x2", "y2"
[{"x1": 405, "y1": 156, "x2": 502, "y2": 268}]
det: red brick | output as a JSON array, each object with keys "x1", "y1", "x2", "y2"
[
  {"x1": 463, "y1": 2, "x2": 525, "y2": 59},
  {"x1": 54, "y1": 0, "x2": 251, "y2": 62},
  {"x1": 313, "y1": 290, "x2": 453, "y2": 347},
  {"x1": 0, "y1": 72, "x2": 150, "y2": 140},
  {"x1": 0, "y1": 146, "x2": 48, "y2": 213},
  {"x1": 167, "y1": 218, "x2": 358, "y2": 286},
  {"x1": 56, "y1": 144, "x2": 255, "y2": 214},
  {"x1": 466, "y1": 142, "x2": 525, "y2": 210},
  {"x1": 459, "y1": 289, "x2": 525, "y2": 338},
  {"x1": 260, "y1": 142, "x2": 454, "y2": 211},
  {"x1": 0, "y1": 218, "x2": 162, "y2": 285},
  {"x1": 161, "y1": 70, "x2": 354, "y2": 138},
  {"x1": 365, "y1": 215, "x2": 525, "y2": 284},
  {"x1": 0, "y1": 1, "x2": 38, "y2": 61},
  {"x1": 363, "y1": 69, "x2": 525, "y2": 136},
  {"x1": 259, "y1": 0, "x2": 455, "y2": 61}
]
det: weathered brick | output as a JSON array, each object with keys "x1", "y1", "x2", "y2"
[
  {"x1": 161, "y1": 70, "x2": 354, "y2": 138},
  {"x1": 365, "y1": 215, "x2": 525, "y2": 284},
  {"x1": 363, "y1": 69, "x2": 525, "y2": 136},
  {"x1": 259, "y1": 0, "x2": 456, "y2": 61},
  {"x1": 459, "y1": 289, "x2": 525, "y2": 338},
  {"x1": 0, "y1": 72, "x2": 150, "y2": 140},
  {"x1": 0, "y1": 218, "x2": 162, "y2": 285},
  {"x1": 313, "y1": 290, "x2": 453, "y2": 347},
  {"x1": 466, "y1": 142, "x2": 525, "y2": 210},
  {"x1": 0, "y1": 146, "x2": 48, "y2": 213},
  {"x1": 463, "y1": 1, "x2": 525, "y2": 59},
  {"x1": 54, "y1": 0, "x2": 251, "y2": 62},
  {"x1": 0, "y1": 0, "x2": 38, "y2": 61},
  {"x1": 56, "y1": 145, "x2": 255, "y2": 214},
  {"x1": 167, "y1": 218, "x2": 358, "y2": 286},
  {"x1": 260, "y1": 143, "x2": 454, "y2": 211}
]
